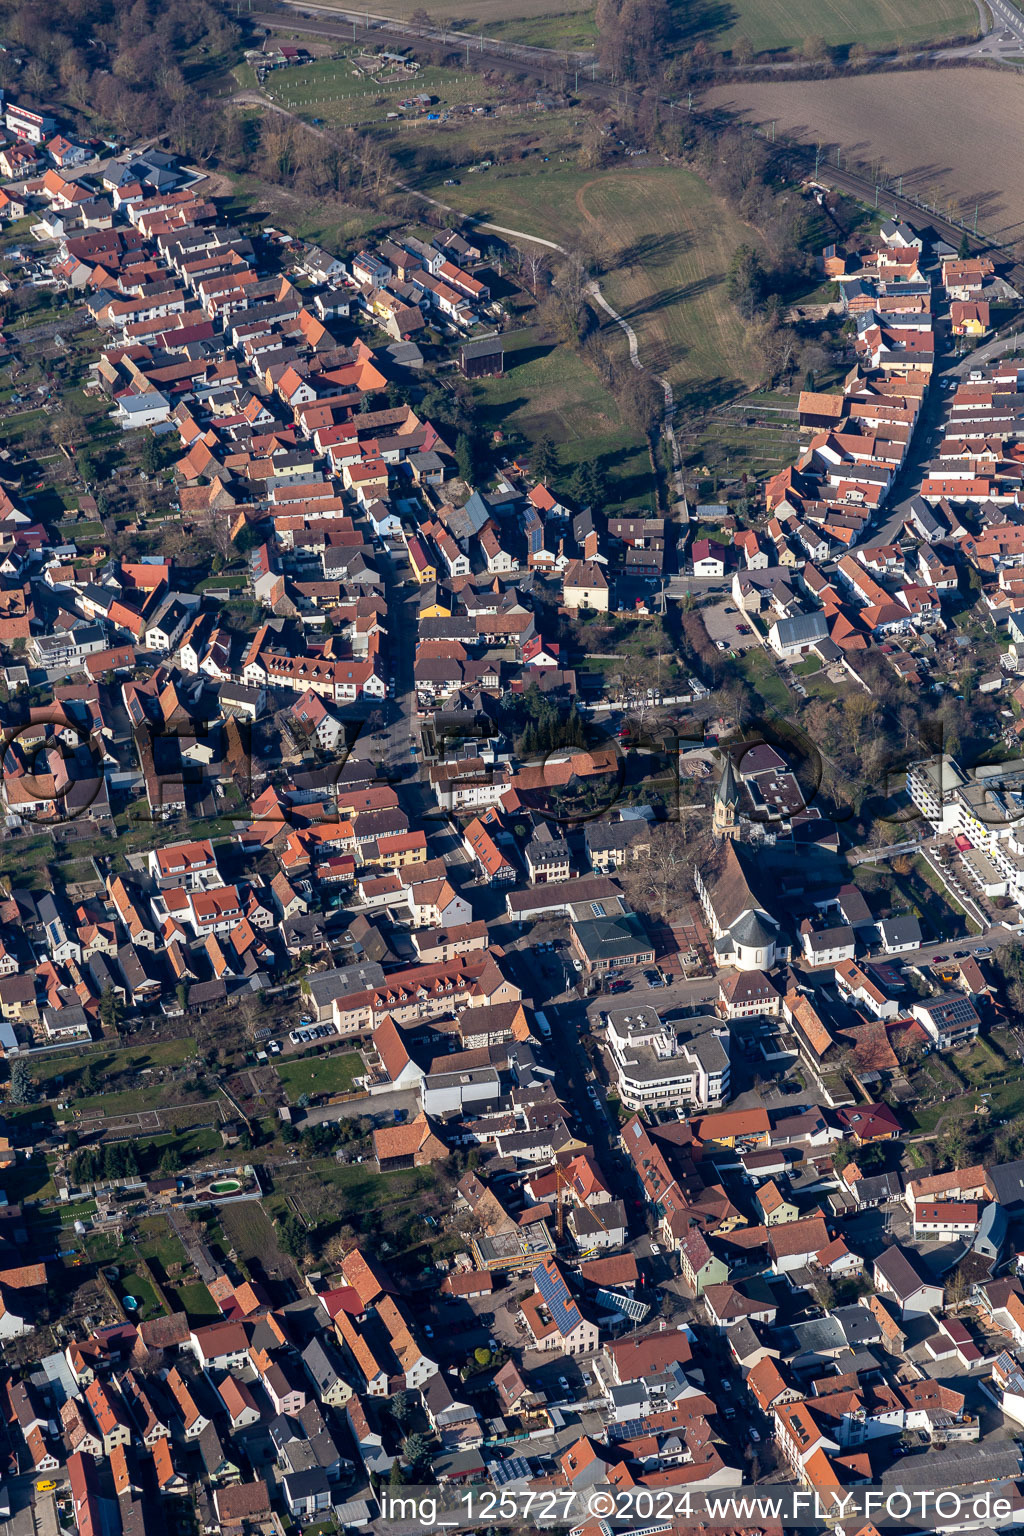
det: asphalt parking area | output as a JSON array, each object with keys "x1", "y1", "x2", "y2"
[{"x1": 702, "y1": 601, "x2": 760, "y2": 652}]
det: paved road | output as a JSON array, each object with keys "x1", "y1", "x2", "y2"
[
  {"x1": 864, "y1": 325, "x2": 1024, "y2": 545},
  {"x1": 889, "y1": 925, "x2": 1015, "y2": 962},
  {"x1": 665, "y1": 575, "x2": 731, "y2": 596},
  {"x1": 950, "y1": 0, "x2": 1024, "y2": 57}
]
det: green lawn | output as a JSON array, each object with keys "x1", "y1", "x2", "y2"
[
  {"x1": 84, "y1": 1231, "x2": 124, "y2": 1265},
  {"x1": 135, "y1": 1215, "x2": 188, "y2": 1270},
  {"x1": 63, "y1": 523, "x2": 106, "y2": 543},
  {"x1": 958, "y1": 1038, "x2": 1006, "y2": 1084},
  {"x1": 722, "y1": 0, "x2": 977, "y2": 51},
  {"x1": 219, "y1": 1200, "x2": 281, "y2": 1264},
  {"x1": 422, "y1": 162, "x2": 614, "y2": 253},
  {"x1": 429, "y1": 163, "x2": 764, "y2": 407},
  {"x1": 143, "y1": 1127, "x2": 223, "y2": 1161},
  {"x1": 268, "y1": 1162, "x2": 437, "y2": 1232},
  {"x1": 71, "y1": 1085, "x2": 169, "y2": 1116},
  {"x1": 462, "y1": 10, "x2": 598, "y2": 46},
  {"x1": 118, "y1": 1270, "x2": 164, "y2": 1321},
  {"x1": 172, "y1": 1281, "x2": 221, "y2": 1322},
  {"x1": 52, "y1": 1199, "x2": 97, "y2": 1226},
  {"x1": 987, "y1": 1076, "x2": 1024, "y2": 1119},
  {"x1": 310, "y1": 1160, "x2": 434, "y2": 1204},
  {"x1": 55, "y1": 860, "x2": 101, "y2": 886},
  {"x1": 219, "y1": 166, "x2": 386, "y2": 254},
  {"x1": 275, "y1": 1053, "x2": 364, "y2": 1103},
  {"x1": 29, "y1": 1038, "x2": 197, "y2": 1092},
  {"x1": 257, "y1": 55, "x2": 509, "y2": 130},
  {"x1": 909, "y1": 1103, "x2": 947, "y2": 1133},
  {"x1": 259, "y1": 0, "x2": 594, "y2": 37},
  {"x1": 733, "y1": 648, "x2": 793, "y2": 712},
  {"x1": 1, "y1": 1158, "x2": 56, "y2": 1204},
  {"x1": 572, "y1": 167, "x2": 766, "y2": 400},
  {"x1": 473, "y1": 325, "x2": 653, "y2": 510}
]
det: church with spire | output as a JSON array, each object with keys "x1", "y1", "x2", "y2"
[{"x1": 712, "y1": 752, "x2": 741, "y2": 841}]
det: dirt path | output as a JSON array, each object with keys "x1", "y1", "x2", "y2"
[
  {"x1": 575, "y1": 176, "x2": 686, "y2": 514},
  {"x1": 574, "y1": 178, "x2": 600, "y2": 226}
]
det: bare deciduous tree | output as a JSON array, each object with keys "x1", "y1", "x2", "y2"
[{"x1": 619, "y1": 821, "x2": 710, "y2": 923}]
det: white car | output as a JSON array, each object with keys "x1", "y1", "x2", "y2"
[
  {"x1": 649, "y1": 1242, "x2": 661, "y2": 1255},
  {"x1": 716, "y1": 640, "x2": 728, "y2": 651}
]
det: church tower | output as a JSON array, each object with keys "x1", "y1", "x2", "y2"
[{"x1": 713, "y1": 752, "x2": 740, "y2": 840}]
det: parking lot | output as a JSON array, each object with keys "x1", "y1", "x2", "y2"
[
  {"x1": 701, "y1": 600, "x2": 761, "y2": 653},
  {"x1": 582, "y1": 969, "x2": 718, "y2": 1023}
]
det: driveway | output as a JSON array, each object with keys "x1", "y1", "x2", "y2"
[{"x1": 296, "y1": 1087, "x2": 420, "y2": 1126}]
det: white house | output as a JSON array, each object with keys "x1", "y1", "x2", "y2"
[
  {"x1": 873, "y1": 1245, "x2": 944, "y2": 1319},
  {"x1": 691, "y1": 539, "x2": 726, "y2": 577},
  {"x1": 768, "y1": 611, "x2": 829, "y2": 659},
  {"x1": 112, "y1": 391, "x2": 171, "y2": 430}
]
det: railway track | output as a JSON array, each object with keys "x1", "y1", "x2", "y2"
[{"x1": 251, "y1": 1, "x2": 595, "y2": 75}]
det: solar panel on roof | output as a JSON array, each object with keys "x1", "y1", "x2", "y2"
[
  {"x1": 608, "y1": 1418, "x2": 645, "y2": 1442},
  {"x1": 491, "y1": 1457, "x2": 531, "y2": 1486},
  {"x1": 533, "y1": 1261, "x2": 579, "y2": 1336},
  {"x1": 595, "y1": 1288, "x2": 650, "y2": 1323},
  {"x1": 937, "y1": 996, "x2": 974, "y2": 1023}
]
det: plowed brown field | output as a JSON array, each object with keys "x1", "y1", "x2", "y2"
[{"x1": 704, "y1": 68, "x2": 1024, "y2": 239}]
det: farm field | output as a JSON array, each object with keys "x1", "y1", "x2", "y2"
[
  {"x1": 459, "y1": 11, "x2": 598, "y2": 47},
  {"x1": 719, "y1": 0, "x2": 976, "y2": 52},
  {"x1": 703, "y1": 68, "x2": 1024, "y2": 235},
  {"x1": 268, "y1": 0, "x2": 971, "y2": 49},
  {"x1": 278, "y1": 0, "x2": 594, "y2": 29}
]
